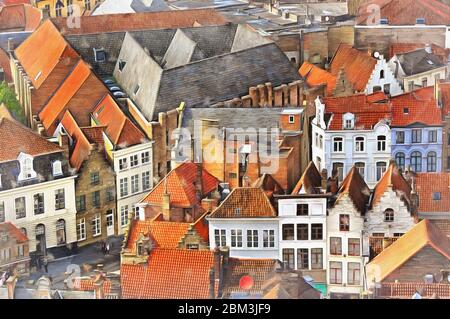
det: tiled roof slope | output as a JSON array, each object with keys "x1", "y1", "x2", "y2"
[
  {"x1": 367, "y1": 220, "x2": 450, "y2": 282},
  {"x1": 0, "y1": 4, "x2": 41, "y2": 32},
  {"x1": 0, "y1": 222, "x2": 29, "y2": 243},
  {"x1": 142, "y1": 162, "x2": 219, "y2": 208},
  {"x1": 416, "y1": 173, "x2": 450, "y2": 213},
  {"x1": 0, "y1": 117, "x2": 62, "y2": 162},
  {"x1": 52, "y1": 9, "x2": 229, "y2": 35},
  {"x1": 329, "y1": 44, "x2": 377, "y2": 92},
  {"x1": 439, "y1": 81, "x2": 450, "y2": 117},
  {"x1": 292, "y1": 161, "x2": 322, "y2": 194},
  {"x1": 121, "y1": 248, "x2": 215, "y2": 299},
  {"x1": 299, "y1": 61, "x2": 336, "y2": 95},
  {"x1": 209, "y1": 187, "x2": 276, "y2": 218},
  {"x1": 14, "y1": 20, "x2": 79, "y2": 89},
  {"x1": 357, "y1": 0, "x2": 450, "y2": 26},
  {"x1": 335, "y1": 166, "x2": 371, "y2": 215}
]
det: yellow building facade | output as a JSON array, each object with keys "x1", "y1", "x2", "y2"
[{"x1": 32, "y1": 0, "x2": 102, "y2": 17}]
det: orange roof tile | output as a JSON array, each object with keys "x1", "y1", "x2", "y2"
[
  {"x1": 0, "y1": 4, "x2": 41, "y2": 31},
  {"x1": 367, "y1": 220, "x2": 450, "y2": 282},
  {"x1": 91, "y1": 94, "x2": 146, "y2": 149},
  {"x1": 193, "y1": 212, "x2": 210, "y2": 243},
  {"x1": 74, "y1": 278, "x2": 112, "y2": 295},
  {"x1": 52, "y1": 9, "x2": 228, "y2": 35},
  {"x1": 142, "y1": 162, "x2": 219, "y2": 208},
  {"x1": 335, "y1": 166, "x2": 371, "y2": 215},
  {"x1": 416, "y1": 173, "x2": 450, "y2": 213},
  {"x1": 440, "y1": 81, "x2": 450, "y2": 117},
  {"x1": 252, "y1": 174, "x2": 285, "y2": 198},
  {"x1": 0, "y1": 221, "x2": 28, "y2": 243},
  {"x1": 330, "y1": 44, "x2": 377, "y2": 92},
  {"x1": 0, "y1": 117, "x2": 62, "y2": 162},
  {"x1": 80, "y1": 126, "x2": 105, "y2": 145},
  {"x1": 371, "y1": 161, "x2": 411, "y2": 208},
  {"x1": 15, "y1": 20, "x2": 79, "y2": 89},
  {"x1": 299, "y1": 61, "x2": 337, "y2": 95},
  {"x1": 121, "y1": 248, "x2": 215, "y2": 299},
  {"x1": 292, "y1": 161, "x2": 322, "y2": 194},
  {"x1": 209, "y1": 187, "x2": 276, "y2": 218}
]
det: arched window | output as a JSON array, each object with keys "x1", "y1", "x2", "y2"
[
  {"x1": 411, "y1": 151, "x2": 422, "y2": 172},
  {"x1": 395, "y1": 152, "x2": 406, "y2": 170},
  {"x1": 55, "y1": 1, "x2": 64, "y2": 17},
  {"x1": 380, "y1": 70, "x2": 385, "y2": 79},
  {"x1": 343, "y1": 113, "x2": 355, "y2": 130},
  {"x1": 427, "y1": 152, "x2": 437, "y2": 172},
  {"x1": 384, "y1": 209, "x2": 394, "y2": 222},
  {"x1": 52, "y1": 161, "x2": 62, "y2": 176},
  {"x1": 377, "y1": 136, "x2": 386, "y2": 151},
  {"x1": 355, "y1": 137, "x2": 365, "y2": 152},
  {"x1": 18, "y1": 153, "x2": 37, "y2": 181},
  {"x1": 56, "y1": 219, "x2": 66, "y2": 245}
]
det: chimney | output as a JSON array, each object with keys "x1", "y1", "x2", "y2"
[
  {"x1": 195, "y1": 162, "x2": 203, "y2": 202},
  {"x1": 58, "y1": 132, "x2": 70, "y2": 160},
  {"x1": 7, "y1": 38, "x2": 14, "y2": 53},
  {"x1": 209, "y1": 268, "x2": 216, "y2": 299},
  {"x1": 162, "y1": 178, "x2": 171, "y2": 221},
  {"x1": 6, "y1": 276, "x2": 17, "y2": 299},
  {"x1": 320, "y1": 169, "x2": 328, "y2": 191},
  {"x1": 201, "y1": 198, "x2": 216, "y2": 213},
  {"x1": 138, "y1": 205, "x2": 146, "y2": 221}
]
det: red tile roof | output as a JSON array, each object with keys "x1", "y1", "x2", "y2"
[
  {"x1": 209, "y1": 187, "x2": 276, "y2": 218},
  {"x1": 121, "y1": 248, "x2": 215, "y2": 299},
  {"x1": 51, "y1": 9, "x2": 229, "y2": 35},
  {"x1": 299, "y1": 62, "x2": 337, "y2": 95},
  {"x1": 292, "y1": 161, "x2": 322, "y2": 194},
  {"x1": 80, "y1": 126, "x2": 105, "y2": 145},
  {"x1": 330, "y1": 44, "x2": 377, "y2": 92},
  {"x1": 371, "y1": 161, "x2": 411, "y2": 208},
  {"x1": 142, "y1": 162, "x2": 219, "y2": 208},
  {"x1": 251, "y1": 174, "x2": 285, "y2": 199},
  {"x1": 91, "y1": 94, "x2": 146, "y2": 149},
  {"x1": 0, "y1": 48, "x2": 12, "y2": 82},
  {"x1": 390, "y1": 87, "x2": 442, "y2": 127},
  {"x1": 323, "y1": 92, "x2": 391, "y2": 130},
  {"x1": 335, "y1": 166, "x2": 371, "y2": 215},
  {"x1": 367, "y1": 220, "x2": 450, "y2": 282},
  {"x1": 357, "y1": 0, "x2": 450, "y2": 26},
  {"x1": 193, "y1": 212, "x2": 210, "y2": 243},
  {"x1": 0, "y1": 221, "x2": 28, "y2": 243},
  {"x1": 416, "y1": 173, "x2": 450, "y2": 213},
  {"x1": 74, "y1": 278, "x2": 112, "y2": 295},
  {"x1": 15, "y1": 20, "x2": 79, "y2": 89},
  {"x1": 440, "y1": 81, "x2": 450, "y2": 117},
  {"x1": 0, "y1": 117, "x2": 62, "y2": 162},
  {"x1": 0, "y1": 4, "x2": 41, "y2": 32},
  {"x1": 1, "y1": 0, "x2": 31, "y2": 5}
]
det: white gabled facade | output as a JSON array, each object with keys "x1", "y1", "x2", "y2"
[
  {"x1": 365, "y1": 56, "x2": 403, "y2": 96},
  {"x1": 312, "y1": 97, "x2": 392, "y2": 189}
]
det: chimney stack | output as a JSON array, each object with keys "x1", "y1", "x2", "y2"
[
  {"x1": 195, "y1": 162, "x2": 203, "y2": 202},
  {"x1": 7, "y1": 38, "x2": 14, "y2": 53},
  {"x1": 58, "y1": 132, "x2": 70, "y2": 160},
  {"x1": 162, "y1": 178, "x2": 171, "y2": 221},
  {"x1": 93, "y1": 271, "x2": 106, "y2": 300}
]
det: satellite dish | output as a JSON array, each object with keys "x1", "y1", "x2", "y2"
[{"x1": 374, "y1": 52, "x2": 380, "y2": 59}]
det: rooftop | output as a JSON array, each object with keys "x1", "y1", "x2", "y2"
[
  {"x1": 396, "y1": 49, "x2": 446, "y2": 76},
  {"x1": 299, "y1": 61, "x2": 336, "y2": 96},
  {"x1": 292, "y1": 161, "x2": 322, "y2": 195},
  {"x1": 0, "y1": 3, "x2": 41, "y2": 32},
  {"x1": 416, "y1": 173, "x2": 450, "y2": 214},
  {"x1": 334, "y1": 166, "x2": 371, "y2": 215},
  {"x1": 0, "y1": 221, "x2": 28, "y2": 243}
]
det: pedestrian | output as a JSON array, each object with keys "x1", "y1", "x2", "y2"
[
  {"x1": 106, "y1": 242, "x2": 110, "y2": 255},
  {"x1": 43, "y1": 257, "x2": 48, "y2": 273}
]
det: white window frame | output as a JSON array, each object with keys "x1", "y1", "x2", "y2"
[
  {"x1": 231, "y1": 229, "x2": 243, "y2": 248},
  {"x1": 288, "y1": 115, "x2": 295, "y2": 124},
  {"x1": 52, "y1": 160, "x2": 63, "y2": 176},
  {"x1": 92, "y1": 214, "x2": 101, "y2": 237},
  {"x1": 142, "y1": 171, "x2": 151, "y2": 191},
  {"x1": 120, "y1": 177, "x2": 128, "y2": 198},
  {"x1": 214, "y1": 229, "x2": 226, "y2": 247},
  {"x1": 263, "y1": 229, "x2": 275, "y2": 248},
  {"x1": 77, "y1": 218, "x2": 86, "y2": 241},
  {"x1": 120, "y1": 205, "x2": 129, "y2": 227},
  {"x1": 17, "y1": 153, "x2": 37, "y2": 181},
  {"x1": 131, "y1": 174, "x2": 139, "y2": 194},
  {"x1": 130, "y1": 154, "x2": 139, "y2": 168},
  {"x1": 333, "y1": 136, "x2": 344, "y2": 153},
  {"x1": 141, "y1": 151, "x2": 150, "y2": 164},
  {"x1": 355, "y1": 136, "x2": 365, "y2": 153},
  {"x1": 119, "y1": 158, "x2": 128, "y2": 171},
  {"x1": 247, "y1": 229, "x2": 259, "y2": 248}
]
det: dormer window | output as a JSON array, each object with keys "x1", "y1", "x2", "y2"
[
  {"x1": 52, "y1": 161, "x2": 63, "y2": 176},
  {"x1": 118, "y1": 60, "x2": 126, "y2": 72},
  {"x1": 416, "y1": 18, "x2": 425, "y2": 24},
  {"x1": 343, "y1": 113, "x2": 355, "y2": 130},
  {"x1": 380, "y1": 18, "x2": 389, "y2": 25},
  {"x1": 18, "y1": 153, "x2": 37, "y2": 181},
  {"x1": 94, "y1": 48, "x2": 106, "y2": 62}
]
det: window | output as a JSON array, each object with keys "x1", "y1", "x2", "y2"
[
  {"x1": 0, "y1": 201, "x2": 4, "y2": 222},
  {"x1": 55, "y1": 1, "x2": 63, "y2": 17},
  {"x1": 141, "y1": 151, "x2": 150, "y2": 164},
  {"x1": 76, "y1": 195, "x2": 86, "y2": 212},
  {"x1": 67, "y1": 0, "x2": 73, "y2": 15},
  {"x1": 77, "y1": 218, "x2": 86, "y2": 241},
  {"x1": 263, "y1": 230, "x2": 275, "y2": 248},
  {"x1": 433, "y1": 192, "x2": 441, "y2": 200},
  {"x1": 120, "y1": 205, "x2": 129, "y2": 227},
  {"x1": 315, "y1": 133, "x2": 319, "y2": 147},
  {"x1": 52, "y1": 161, "x2": 62, "y2": 176},
  {"x1": 19, "y1": 155, "x2": 36, "y2": 181},
  {"x1": 395, "y1": 152, "x2": 406, "y2": 170},
  {"x1": 343, "y1": 113, "x2": 354, "y2": 129},
  {"x1": 333, "y1": 137, "x2": 343, "y2": 152},
  {"x1": 311, "y1": 224, "x2": 323, "y2": 240},
  {"x1": 377, "y1": 136, "x2": 386, "y2": 151},
  {"x1": 105, "y1": 187, "x2": 115, "y2": 202},
  {"x1": 90, "y1": 172, "x2": 100, "y2": 185},
  {"x1": 214, "y1": 229, "x2": 226, "y2": 247},
  {"x1": 288, "y1": 115, "x2": 295, "y2": 123},
  {"x1": 186, "y1": 244, "x2": 199, "y2": 250},
  {"x1": 33, "y1": 193, "x2": 44, "y2": 215},
  {"x1": 339, "y1": 215, "x2": 350, "y2": 231},
  {"x1": 355, "y1": 137, "x2": 365, "y2": 152},
  {"x1": 17, "y1": 245, "x2": 24, "y2": 257},
  {"x1": 247, "y1": 230, "x2": 258, "y2": 248},
  {"x1": 396, "y1": 131, "x2": 405, "y2": 144},
  {"x1": 92, "y1": 191, "x2": 100, "y2": 208},
  {"x1": 118, "y1": 60, "x2": 126, "y2": 72},
  {"x1": 422, "y1": 78, "x2": 428, "y2": 87},
  {"x1": 383, "y1": 84, "x2": 390, "y2": 95},
  {"x1": 56, "y1": 219, "x2": 66, "y2": 245},
  {"x1": 282, "y1": 224, "x2": 295, "y2": 240},
  {"x1": 120, "y1": 178, "x2": 128, "y2": 197},
  {"x1": 416, "y1": 18, "x2": 425, "y2": 24},
  {"x1": 427, "y1": 152, "x2": 437, "y2": 172},
  {"x1": 130, "y1": 155, "x2": 139, "y2": 167},
  {"x1": 355, "y1": 162, "x2": 365, "y2": 178},
  {"x1": 333, "y1": 162, "x2": 344, "y2": 182},
  {"x1": 85, "y1": 0, "x2": 91, "y2": 10},
  {"x1": 231, "y1": 229, "x2": 242, "y2": 247},
  {"x1": 394, "y1": 233, "x2": 404, "y2": 237},
  {"x1": 380, "y1": 70, "x2": 385, "y2": 79},
  {"x1": 297, "y1": 204, "x2": 308, "y2": 216},
  {"x1": 411, "y1": 151, "x2": 422, "y2": 172},
  {"x1": 297, "y1": 224, "x2": 308, "y2": 240},
  {"x1": 408, "y1": 81, "x2": 414, "y2": 91},
  {"x1": 373, "y1": 85, "x2": 382, "y2": 92},
  {"x1": 319, "y1": 135, "x2": 323, "y2": 149},
  {"x1": 348, "y1": 238, "x2": 360, "y2": 256},
  {"x1": 282, "y1": 248, "x2": 295, "y2": 270},
  {"x1": 330, "y1": 237, "x2": 342, "y2": 255},
  {"x1": 119, "y1": 158, "x2": 128, "y2": 170},
  {"x1": 92, "y1": 214, "x2": 101, "y2": 237},
  {"x1": 384, "y1": 208, "x2": 394, "y2": 222},
  {"x1": 330, "y1": 261, "x2": 342, "y2": 284},
  {"x1": 55, "y1": 189, "x2": 65, "y2": 210},
  {"x1": 142, "y1": 171, "x2": 151, "y2": 191},
  {"x1": 429, "y1": 130, "x2": 438, "y2": 143},
  {"x1": 311, "y1": 248, "x2": 323, "y2": 269},
  {"x1": 15, "y1": 197, "x2": 26, "y2": 219},
  {"x1": 93, "y1": 48, "x2": 105, "y2": 62},
  {"x1": 376, "y1": 162, "x2": 387, "y2": 181},
  {"x1": 412, "y1": 129, "x2": 422, "y2": 143},
  {"x1": 347, "y1": 263, "x2": 361, "y2": 285},
  {"x1": 131, "y1": 175, "x2": 139, "y2": 194},
  {"x1": 297, "y1": 249, "x2": 309, "y2": 270}
]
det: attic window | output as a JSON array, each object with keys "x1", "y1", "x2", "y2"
[
  {"x1": 118, "y1": 60, "x2": 126, "y2": 72},
  {"x1": 52, "y1": 160, "x2": 63, "y2": 177},
  {"x1": 403, "y1": 108, "x2": 409, "y2": 114},
  {"x1": 432, "y1": 192, "x2": 441, "y2": 200},
  {"x1": 133, "y1": 84, "x2": 140, "y2": 95},
  {"x1": 235, "y1": 208, "x2": 241, "y2": 216},
  {"x1": 380, "y1": 18, "x2": 389, "y2": 25},
  {"x1": 94, "y1": 48, "x2": 106, "y2": 62},
  {"x1": 416, "y1": 18, "x2": 425, "y2": 24}
]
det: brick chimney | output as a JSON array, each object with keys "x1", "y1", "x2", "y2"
[
  {"x1": 162, "y1": 178, "x2": 171, "y2": 221},
  {"x1": 6, "y1": 276, "x2": 17, "y2": 299}
]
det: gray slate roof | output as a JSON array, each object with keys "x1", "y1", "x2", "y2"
[{"x1": 397, "y1": 49, "x2": 446, "y2": 76}]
